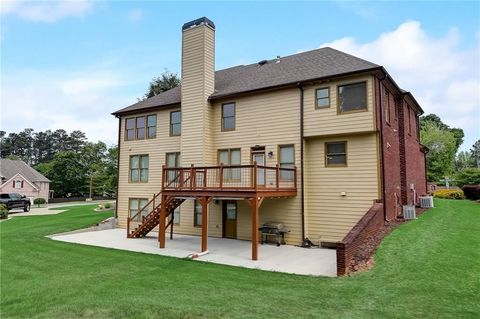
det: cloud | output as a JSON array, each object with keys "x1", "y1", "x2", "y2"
[
  {"x1": 128, "y1": 9, "x2": 143, "y2": 22},
  {"x1": 1, "y1": 68, "x2": 135, "y2": 145},
  {"x1": 1, "y1": 0, "x2": 92, "y2": 23},
  {"x1": 320, "y1": 20, "x2": 480, "y2": 150}
]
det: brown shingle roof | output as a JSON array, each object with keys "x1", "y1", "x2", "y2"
[
  {"x1": 112, "y1": 47, "x2": 379, "y2": 115},
  {"x1": 0, "y1": 159, "x2": 50, "y2": 183}
]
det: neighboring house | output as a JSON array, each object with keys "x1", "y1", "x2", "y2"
[
  {"x1": 0, "y1": 159, "x2": 51, "y2": 203},
  {"x1": 112, "y1": 17, "x2": 427, "y2": 273}
]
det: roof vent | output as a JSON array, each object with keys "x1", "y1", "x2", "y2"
[
  {"x1": 276, "y1": 55, "x2": 281, "y2": 64},
  {"x1": 258, "y1": 60, "x2": 268, "y2": 66}
]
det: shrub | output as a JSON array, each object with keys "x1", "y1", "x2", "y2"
[
  {"x1": 104, "y1": 202, "x2": 112, "y2": 209},
  {"x1": 33, "y1": 198, "x2": 46, "y2": 207},
  {"x1": 455, "y1": 168, "x2": 480, "y2": 188},
  {"x1": 433, "y1": 189, "x2": 465, "y2": 200},
  {"x1": 98, "y1": 204, "x2": 104, "y2": 210},
  {"x1": 462, "y1": 185, "x2": 480, "y2": 201},
  {"x1": 0, "y1": 203, "x2": 8, "y2": 219}
]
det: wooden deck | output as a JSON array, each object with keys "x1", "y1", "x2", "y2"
[{"x1": 128, "y1": 163, "x2": 297, "y2": 261}]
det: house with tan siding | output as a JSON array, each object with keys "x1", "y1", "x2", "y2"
[{"x1": 112, "y1": 17, "x2": 427, "y2": 272}]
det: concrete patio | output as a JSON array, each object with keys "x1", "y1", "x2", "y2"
[{"x1": 50, "y1": 228, "x2": 337, "y2": 277}]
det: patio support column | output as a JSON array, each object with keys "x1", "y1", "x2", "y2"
[
  {"x1": 251, "y1": 196, "x2": 259, "y2": 260},
  {"x1": 201, "y1": 196, "x2": 209, "y2": 252},
  {"x1": 159, "y1": 195, "x2": 167, "y2": 248}
]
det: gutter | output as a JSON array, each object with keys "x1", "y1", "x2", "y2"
[
  {"x1": 297, "y1": 83, "x2": 306, "y2": 241},
  {"x1": 114, "y1": 115, "x2": 121, "y2": 220}
]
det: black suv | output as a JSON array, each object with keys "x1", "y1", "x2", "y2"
[{"x1": 0, "y1": 193, "x2": 31, "y2": 212}]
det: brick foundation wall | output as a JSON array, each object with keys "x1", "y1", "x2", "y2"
[{"x1": 336, "y1": 202, "x2": 384, "y2": 276}]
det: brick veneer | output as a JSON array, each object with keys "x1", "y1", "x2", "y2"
[{"x1": 336, "y1": 202, "x2": 384, "y2": 276}]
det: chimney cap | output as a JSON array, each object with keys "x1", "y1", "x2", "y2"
[{"x1": 182, "y1": 17, "x2": 215, "y2": 31}]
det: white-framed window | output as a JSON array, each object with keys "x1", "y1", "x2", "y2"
[
  {"x1": 194, "y1": 200, "x2": 202, "y2": 226},
  {"x1": 13, "y1": 180, "x2": 23, "y2": 189},
  {"x1": 173, "y1": 207, "x2": 180, "y2": 225}
]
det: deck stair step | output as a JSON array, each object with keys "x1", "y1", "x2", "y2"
[{"x1": 128, "y1": 197, "x2": 184, "y2": 238}]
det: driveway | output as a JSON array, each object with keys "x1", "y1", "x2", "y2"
[{"x1": 6, "y1": 200, "x2": 115, "y2": 218}]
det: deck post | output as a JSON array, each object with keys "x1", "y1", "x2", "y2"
[
  {"x1": 201, "y1": 196, "x2": 208, "y2": 252},
  {"x1": 276, "y1": 164, "x2": 280, "y2": 190},
  {"x1": 126, "y1": 217, "x2": 130, "y2": 238},
  {"x1": 251, "y1": 196, "x2": 259, "y2": 260},
  {"x1": 159, "y1": 195, "x2": 167, "y2": 248},
  {"x1": 190, "y1": 164, "x2": 194, "y2": 190},
  {"x1": 219, "y1": 164, "x2": 224, "y2": 190}
]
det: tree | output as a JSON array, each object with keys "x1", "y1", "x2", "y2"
[
  {"x1": 456, "y1": 150, "x2": 476, "y2": 171},
  {"x1": 143, "y1": 70, "x2": 180, "y2": 99},
  {"x1": 420, "y1": 121, "x2": 457, "y2": 182},
  {"x1": 36, "y1": 151, "x2": 88, "y2": 197},
  {"x1": 472, "y1": 139, "x2": 480, "y2": 168},
  {"x1": 455, "y1": 168, "x2": 480, "y2": 187},
  {"x1": 420, "y1": 114, "x2": 464, "y2": 151}
]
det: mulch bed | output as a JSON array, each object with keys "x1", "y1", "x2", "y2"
[{"x1": 348, "y1": 207, "x2": 427, "y2": 273}]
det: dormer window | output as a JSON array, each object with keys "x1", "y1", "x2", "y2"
[{"x1": 338, "y1": 82, "x2": 367, "y2": 113}]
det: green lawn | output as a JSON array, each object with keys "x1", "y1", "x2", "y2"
[{"x1": 1, "y1": 199, "x2": 479, "y2": 319}]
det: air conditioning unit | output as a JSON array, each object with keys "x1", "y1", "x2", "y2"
[
  {"x1": 419, "y1": 196, "x2": 434, "y2": 208},
  {"x1": 403, "y1": 205, "x2": 416, "y2": 220}
]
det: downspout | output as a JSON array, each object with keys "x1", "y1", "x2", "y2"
[
  {"x1": 377, "y1": 74, "x2": 390, "y2": 222},
  {"x1": 297, "y1": 83, "x2": 306, "y2": 241},
  {"x1": 114, "y1": 115, "x2": 121, "y2": 220}
]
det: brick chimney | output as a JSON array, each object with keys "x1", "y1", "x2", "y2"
[{"x1": 180, "y1": 17, "x2": 215, "y2": 166}]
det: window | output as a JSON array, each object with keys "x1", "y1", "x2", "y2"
[
  {"x1": 279, "y1": 145, "x2": 295, "y2": 180},
  {"x1": 166, "y1": 152, "x2": 181, "y2": 184},
  {"x1": 13, "y1": 180, "x2": 23, "y2": 189},
  {"x1": 170, "y1": 111, "x2": 181, "y2": 136},
  {"x1": 222, "y1": 103, "x2": 236, "y2": 131},
  {"x1": 385, "y1": 90, "x2": 391, "y2": 124},
  {"x1": 315, "y1": 87, "x2": 330, "y2": 109},
  {"x1": 130, "y1": 155, "x2": 149, "y2": 182},
  {"x1": 136, "y1": 117, "x2": 145, "y2": 139},
  {"x1": 147, "y1": 115, "x2": 157, "y2": 138},
  {"x1": 126, "y1": 118, "x2": 135, "y2": 140},
  {"x1": 173, "y1": 207, "x2": 180, "y2": 225},
  {"x1": 338, "y1": 82, "x2": 367, "y2": 113},
  {"x1": 218, "y1": 148, "x2": 241, "y2": 180},
  {"x1": 129, "y1": 198, "x2": 148, "y2": 222},
  {"x1": 125, "y1": 114, "x2": 156, "y2": 140},
  {"x1": 325, "y1": 142, "x2": 347, "y2": 167},
  {"x1": 194, "y1": 200, "x2": 202, "y2": 226}
]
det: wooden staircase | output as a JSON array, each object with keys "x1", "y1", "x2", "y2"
[{"x1": 128, "y1": 196, "x2": 184, "y2": 238}]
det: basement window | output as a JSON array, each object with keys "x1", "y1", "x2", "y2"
[
  {"x1": 338, "y1": 82, "x2": 367, "y2": 113},
  {"x1": 173, "y1": 207, "x2": 180, "y2": 225},
  {"x1": 315, "y1": 87, "x2": 330, "y2": 109},
  {"x1": 325, "y1": 142, "x2": 347, "y2": 167},
  {"x1": 129, "y1": 198, "x2": 148, "y2": 222},
  {"x1": 194, "y1": 200, "x2": 202, "y2": 227}
]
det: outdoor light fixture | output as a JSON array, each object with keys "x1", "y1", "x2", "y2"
[{"x1": 268, "y1": 151, "x2": 274, "y2": 158}]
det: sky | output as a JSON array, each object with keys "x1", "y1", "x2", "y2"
[{"x1": 1, "y1": 0, "x2": 479, "y2": 151}]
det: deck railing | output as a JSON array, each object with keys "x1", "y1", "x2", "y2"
[{"x1": 162, "y1": 163, "x2": 296, "y2": 193}]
